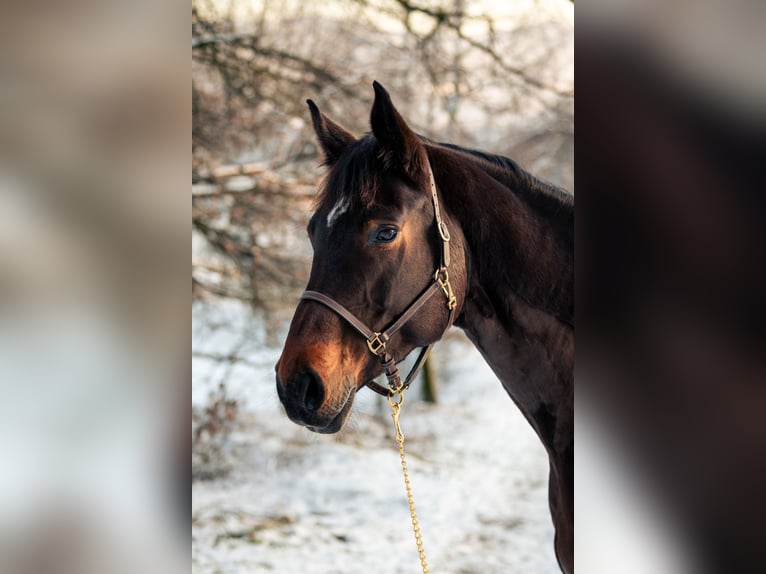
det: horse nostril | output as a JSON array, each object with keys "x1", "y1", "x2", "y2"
[{"x1": 296, "y1": 370, "x2": 325, "y2": 412}]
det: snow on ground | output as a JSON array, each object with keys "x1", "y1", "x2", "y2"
[{"x1": 192, "y1": 301, "x2": 559, "y2": 573}]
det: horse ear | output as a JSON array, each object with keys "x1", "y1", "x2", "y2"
[
  {"x1": 370, "y1": 81, "x2": 426, "y2": 178},
  {"x1": 307, "y1": 99, "x2": 355, "y2": 165}
]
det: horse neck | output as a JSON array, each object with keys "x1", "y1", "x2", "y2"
[{"x1": 434, "y1": 149, "x2": 574, "y2": 453}]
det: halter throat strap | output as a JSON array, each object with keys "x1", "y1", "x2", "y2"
[{"x1": 300, "y1": 160, "x2": 456, "y2": 396}]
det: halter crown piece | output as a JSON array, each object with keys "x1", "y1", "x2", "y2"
[{"x1": 300, "y1": 158, "x2": 456, "y2": 397}]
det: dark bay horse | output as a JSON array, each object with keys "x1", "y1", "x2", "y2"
[{"x1": 275, "y1": 82, "x2": 573, "y2": 572}]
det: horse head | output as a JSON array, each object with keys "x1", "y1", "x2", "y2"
[{"x1": 275, "y1": 82, "x2": 467, "y2": 433}]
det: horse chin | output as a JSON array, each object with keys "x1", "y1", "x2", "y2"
[{"x1": 306, "y1": 391, "x2": 355, "y2": 434}]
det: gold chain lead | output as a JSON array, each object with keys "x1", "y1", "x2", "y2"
[{"x1": 388, "y1": 392, "x2": 429, "y2": 574}]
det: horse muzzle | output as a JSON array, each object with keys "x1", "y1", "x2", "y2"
[{"x1": 274, "y1": 364, "x2": 356, "y2": 433}]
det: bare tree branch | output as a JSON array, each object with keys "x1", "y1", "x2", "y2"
[{"x1": 353, "y1": 0, "x2": 573, "y2": 97}]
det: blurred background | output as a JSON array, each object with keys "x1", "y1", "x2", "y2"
[
  {"x1": 0, "y1": 0, "x2": 188, "y2": 572},
  {"x1": 192, "y1": 1, "x2": 573, "y2": 572}
]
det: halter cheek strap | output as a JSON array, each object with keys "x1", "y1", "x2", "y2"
[
  {"x1": 300, "y1": 160, "x2": 456, "y2": 397},
  {"x1": 429, "y1": 164, "x2": 451, "y2": 270}
]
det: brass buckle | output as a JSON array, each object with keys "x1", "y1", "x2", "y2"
[
  {"x1": 435, "y1": 269, "x2": 457, "y2": 310},
  {"x1": 367, "y1": 332, "x2": 386, "y2": 355},
  {"x1": 438, "y1": 221, "x2": 451, "y2": 242}
]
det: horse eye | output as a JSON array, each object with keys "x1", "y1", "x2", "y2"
[{"x1": 375, "y1": 227, "x2": 398, "y2": 243}]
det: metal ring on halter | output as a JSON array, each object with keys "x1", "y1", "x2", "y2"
[{"x1": 387, "y1": 391, "x2": 404, "y2": 407}]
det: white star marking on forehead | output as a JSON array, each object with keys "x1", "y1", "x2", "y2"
[{"x1": 326, "y1": 196, "x2": 350, "y2": 228}]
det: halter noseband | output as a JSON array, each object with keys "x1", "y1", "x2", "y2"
[{"x1": 300, "y1": 160, "x2": 457, "y2": 397}]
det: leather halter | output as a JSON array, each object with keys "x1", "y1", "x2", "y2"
[{"x1": 300, "y1": 160, "x2": 457, "y2": 397}]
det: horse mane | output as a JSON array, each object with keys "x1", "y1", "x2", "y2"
[{"x1": 424, "y1": 138, "x2": 573, "y2": 228}]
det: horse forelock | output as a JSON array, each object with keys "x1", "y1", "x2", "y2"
[{"x1": 313, "y1": 136, "x2": 384, "y2": 222}]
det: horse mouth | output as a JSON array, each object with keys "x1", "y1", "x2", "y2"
[{"x1": 306, "y1": 391, "x2": 355, "y2": 434}]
